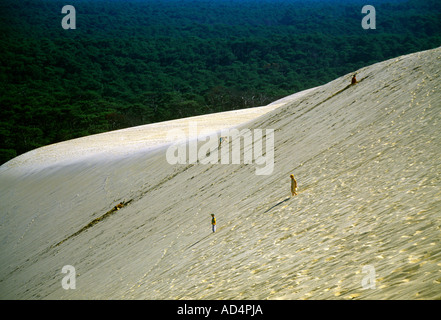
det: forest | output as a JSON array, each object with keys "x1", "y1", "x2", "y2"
[{"x1": 1, "y1": 0, "x2": 440, "y2": 164}]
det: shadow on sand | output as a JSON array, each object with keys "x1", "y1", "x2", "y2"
[{"x1": 263, "y1": 196, "x2": 291, "y2": 213}]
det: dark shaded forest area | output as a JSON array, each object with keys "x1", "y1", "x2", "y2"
[{"x1": 1, "y1": 0, "x2": 440, "y2": 164}]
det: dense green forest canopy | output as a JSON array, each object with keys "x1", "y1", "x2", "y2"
[{"x1": 0, "y1": 0, "x2": 440, "y2": 164}]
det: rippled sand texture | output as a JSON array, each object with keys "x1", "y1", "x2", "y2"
[{"x1": 0, "y1": 47, "x2": 440, "y2": 299}]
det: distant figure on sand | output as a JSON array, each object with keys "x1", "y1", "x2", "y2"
[
  {"x1": 211, "y1": 214, "x2": 217, "y2": 233},
  {"x1": 218, "y1": 136, "x2": 228, "y2": 148},
  {"x1": 290, "y1": 174, "x2": 298, "y2": 196},
  {"x1": 351, "y1": 74, "x2": 357, "y2": 85}
]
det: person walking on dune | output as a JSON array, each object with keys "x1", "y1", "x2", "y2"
[
  {"x1": 351, "y1": 74, "x2": 357, "y2": 85},
  {"x1": 290, "y1": 174, "x2": 298, "y2": 196},
  {"x1": 211, "y1": 214, "x2": 217, "y2": 233}
]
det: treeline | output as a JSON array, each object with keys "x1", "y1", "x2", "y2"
[{"x1": 1, "y1": 0, "x2": 440, "y2": 164}]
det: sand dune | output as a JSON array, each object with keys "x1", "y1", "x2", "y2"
[
  {"x1": 0, "y1": 98, "x2": 303, "y2": 172},
  {"x1": 0, "y1": 47, "x2": 440, "y2": 299}
]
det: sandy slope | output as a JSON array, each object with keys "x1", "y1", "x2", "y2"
[
  {"x1": 0, "y1": 103, "x2": 289, "y2": 171},
  {"x1": 0, "y1": 47, "x2": 440, "y2": 300}
]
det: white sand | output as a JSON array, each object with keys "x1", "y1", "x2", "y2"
[
  {"x1": 0, "y1": 47, "x2": 440, "y2": 299},
  {"x1": 0, "y1": 95, "x2": 312, "y2": 172}
]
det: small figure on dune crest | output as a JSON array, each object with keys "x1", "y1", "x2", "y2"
[
  {"x1": 351, "y1": 74, "x2": 357, "y2": 85},
  {"x1": 211, "y1": 214, "x2": 216, "y2": 233},
  {"x1": 290, "y1": 174, "x2": 298, "y2": 196}
]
